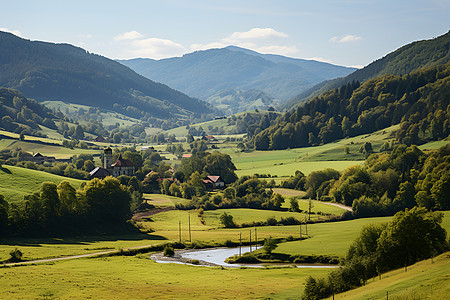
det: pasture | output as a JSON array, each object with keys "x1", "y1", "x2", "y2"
[
  {"x1": 332, "y1": 251, "x2": 450, "y2": 299},
  {"x1": 0, "y1": 165, "x2": 84, "y2": 203},
  {"x1": 0, "y1": 255, "x2": 330, "y2": 299},
  {"x1": 0, "y1": 137, "x2": 99, "y2": 159}
]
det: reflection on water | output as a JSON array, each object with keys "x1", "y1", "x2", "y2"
[
  {"x1": 181, "y1": 246, "x2": 258, "y2": 268},
  {"x1": 178, "y1": 247, "x2": 338, "y2": 268}
]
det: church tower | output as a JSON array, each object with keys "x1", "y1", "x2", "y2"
[{"x1": 103, "y1": 147, "x2": 113, "y2": 169}]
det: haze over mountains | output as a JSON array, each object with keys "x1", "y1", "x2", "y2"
[
  {"x1": 118, "y1": 46, "x2": 355, "y2": 113},
  {"x1": 0, "y1": 31, "x2": 213, "y2": 127}
]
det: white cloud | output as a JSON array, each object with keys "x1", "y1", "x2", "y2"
[
  {"x1": 191, "y1": 27, "x2": 297, "y2": 57},
  {"x1": 330, "y1": 34, "x2": 362, "y2": 43},
  {"x1": 255, "y1": 45, "x2": 298, "y2": 56},
  {"x1": 129, "y1": 38, "x2": 186, "y2": 59},
  {"x1": 190, "y1": 42, "x2": 228, "y2": 51},
  {"x1": 0, "y1": 27, "x2": 22, "y2": 37},
  {"x1": 227, "y1": 27, "x2": 288, "y2": 41},
  {"x1": 114, "y1": 30, "x2": 144, "y2": 41},
  {"x1": 115, "y1": 27, "x2": 298, "y2": 59}
]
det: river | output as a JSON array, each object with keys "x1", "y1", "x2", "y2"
[{"x1": 153, "y1": 246, "x2": 338, "y2": 268}]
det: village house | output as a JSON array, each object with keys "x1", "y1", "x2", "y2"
[
  {"x1": 203, "y1": 175, "x2": 225, "y2": 190},
  {"x1": 19, "y1": 152, "x2": 56, "y2": 164},
  {"x1": 90, "y1": 147, "x2": 137, "y2": 178}
]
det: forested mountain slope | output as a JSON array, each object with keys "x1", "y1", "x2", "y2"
[
  {"x1": 118, "y1": 46, "x2": 355, "y2": 106},
  {"x1": 0, "y1": 31, "x2": 213, "y2": 126},
  {"x1": 254, "y1": 63, "x2": 450, "y2": 150},
  {"x1": 284, "y1": 30, "x2": 450, "y2": 110},
  {"x1": 0, "y1": 88, "x2": 58, "y2": 135}
]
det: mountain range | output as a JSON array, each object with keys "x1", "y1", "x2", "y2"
[
  {"x1": 0, "y1": 31, "x2": 212, "y2": 127},
  {"x1": 118, "y1": 46, "x2": 355, "y2": 113}
]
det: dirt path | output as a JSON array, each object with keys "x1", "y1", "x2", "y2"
[
  {"x1": 132, "y1": 206, "x2": 174, "y2": 220},
  {"x1": 1, "y1": 243, "x2": 160, "y2": 268},
  {"x1": 320, "y1": 201, "x2": 352, "y2": 211},
  {"x1": 273, "y1": 188, "x2": 352, "y2": 212}
]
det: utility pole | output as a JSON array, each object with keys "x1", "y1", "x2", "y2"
[
  {"x1": 305, "y1": 217, "x2": 308, "y2": 236},
  {"x1": 179, "y1": 220, "x2": 181, "y2": 243},
  {"x1": 254, "y1": 227, "x2": 257, "y2": 250},
  {"x1": 239, "y1": 233, "x2": 242, "y2": 257},
  {"x1": 188, "y1": 214, "x2": 191, "y2": 242},
  {"x1": 249, "y1": 230, "x2": 252, "y2": 252}
]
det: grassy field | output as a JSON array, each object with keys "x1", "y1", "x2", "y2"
[
  {"x1": 203, "y1": 208, "x2": 324, "y2": 227},
  {"x1": 0, "y1": 165, "x2": 84, "y2": 203},
  {"x1": 276, "y1": 216, "x2": 392, "y2": 257},
  {"x1": 330, "y1": 251, "x2": 450, "y2": 300},
  {"x1": 277, "y1": 210, "x2": 450, "y2": 257},
  {"x1": 144, "y1": 193, "x2": 191, "y2": 207},
  {"x1": 0, "y1": 255, "x2": 330, "y2": 299},
  {"x1": 0, "y1": 137, "x2": 100, "y2": 159}
]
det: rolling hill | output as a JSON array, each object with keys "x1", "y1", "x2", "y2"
[
  {"x1": 284, "y1": 30, "x2": 450, "y2": 110},
  {"x1": 0, "y1": 31, "x2": 213, "y2": 126},
  {"x1": 118, "y1": 46, "x2": 355, "y2": 113}
]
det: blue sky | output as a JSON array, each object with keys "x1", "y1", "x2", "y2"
[{"x1": 1, "y1": 0, "x2": 449, "y2": 67}]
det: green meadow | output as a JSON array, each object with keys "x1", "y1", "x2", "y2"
[
  {"x1": 331, "y1": 251, "x2": 450, "y2": 300},
  {"x1": 0, "y1": 255, "x2": 330, "y2": 299},
  {"x1": 0, "y1": 165, "x2": 84, "y2": 203},
  {"x1": 0, "y1": 136, "x2": 99, "y2": 159}
]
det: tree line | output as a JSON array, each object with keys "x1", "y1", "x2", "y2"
[
  {"x1": 254, "y1": 63, "x2": 449, "y2": 150},
  {"x1": 281, "y1": 144, "x2": 449, "y2": 217},
  {"x1": 302, "y1": 207, "x2": 448, "y2": 299},
  {"x1": 0, "y1": 177, "x2": 133, "y2": 236}
]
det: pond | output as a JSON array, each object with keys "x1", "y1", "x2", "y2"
[{"x1": 153, "y1": 246, "x2": 338, "y2": 268}]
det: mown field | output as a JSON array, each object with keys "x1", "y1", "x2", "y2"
[
  {"x1": 0, "y1": 165, "x2": 84, "y2": 203},
  {"x1": 0, "y1": 210, "x2": 448, "y2": 299},
  {"x1": 0, "y1": 255, "x2": 330, "y2": 299},
  {"x1": 0, "y1": 135, "x2": 99, "y2": 159}
]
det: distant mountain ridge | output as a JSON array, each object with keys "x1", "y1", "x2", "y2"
[
  {"x1": 118, "y1": 46, "x2": 355, "y2": 112},
  {"x1": 284, "y1": 30, "x2": 450, "y2": 110},
  {"x1": 0, "y1": 31, "x2": 212, "y2": 126}
]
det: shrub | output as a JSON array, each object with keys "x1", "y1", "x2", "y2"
[
  {"x1": 9, "y1": 248, "x2": 23, "y2": 262},
  {"x1": 163, "y1": 245, "x2": 174, "y2": 257}
]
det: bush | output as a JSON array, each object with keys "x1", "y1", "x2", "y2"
[
  {"x1": 163, "y1": 245, "x2": 175, "y2": 257},
  {"x1": 220, "y1": 212, "x2": 236, "y2": 228},
  {"x1": 9, "y1": 248, "x2": 23, "y2": 262}
]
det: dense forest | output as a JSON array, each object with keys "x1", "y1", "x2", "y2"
[
  {"x1": 0, "y1": 31, "x2": 213, "y2": 128},
  {"x1": 254, "y1": 63, "x2": 450, "y2": 150},
  {"x1": 284, "y1": 144, "x2": 450, "y2": 218},
  {"x1": 285, "y1": 30, "x2": 450, "y2": 110}
]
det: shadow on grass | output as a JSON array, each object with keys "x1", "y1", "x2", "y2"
[
  {"x1": 1, "y1": 232, "x2": 167, "y2": 247},
  {"x1": 0, "y1": 166, "x2": 12, "y2": 174}
]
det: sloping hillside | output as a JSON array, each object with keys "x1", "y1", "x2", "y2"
[
  {"x1": 285, "y1": 30, "x2": 450, "y2": 110},
  {"x1": 0, "y1": 165, "x2": 84, "y2": 203},
  {"x1": 118, "y1": 46, "x2": 354, "y2": 108},
  {"x1": 254, "y1": 62, "x2": 450, "y2": 150},
  {"x1": 0, "y1": 31, "x2": 213, "y2": 125},
  {"x1": 0, "y1": 87, "x2": 58, "y2": 136}
]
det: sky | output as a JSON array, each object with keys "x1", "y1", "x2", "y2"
[{"x1": 1, "y1": 0, "x2": 449, "y2": 68}]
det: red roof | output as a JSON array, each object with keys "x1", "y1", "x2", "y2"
[
  {"x1": 207, "y1": 175, "x2": 222, "y2": 183},
  {"x1": 111, "y1": 154, "x2": 135, "y2": 167},
  {"x1": 182, "y1": 154, "x2": 192, "y2": 158}
]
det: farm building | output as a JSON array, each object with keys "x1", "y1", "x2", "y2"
[{"x1": 203, "y1": 175, "x2": 225, "y2": 190}]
